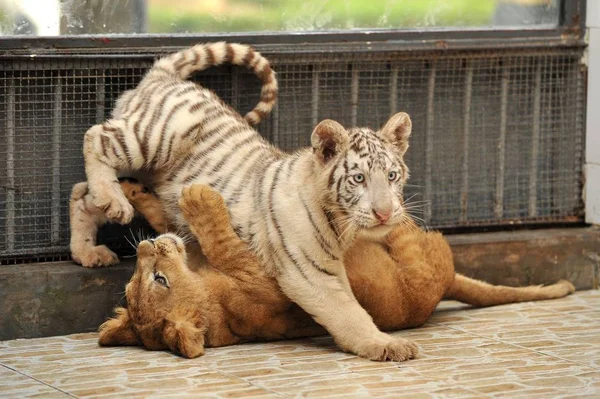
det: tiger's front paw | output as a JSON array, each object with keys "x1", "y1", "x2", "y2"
[
  {"x1": 178, "y1": 184, "x2": 226, "y2": 223},
  {"x1": 73, "y1": 245, "x2": 119, "y2": 268},
  {"x1": 357, "y1": 335, "x2": 419, "y2": 362},
  {"x1": 91, "y1": 181, "x2": 134, "y2": 224}
]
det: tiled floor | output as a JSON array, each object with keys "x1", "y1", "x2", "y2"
[{"x1": 1, "y1": 291, "x2": 599, "y2": 398}]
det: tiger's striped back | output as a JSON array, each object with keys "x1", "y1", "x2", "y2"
[{"x1": 91, "y1": 43, "x2": 279, "y2": 177}]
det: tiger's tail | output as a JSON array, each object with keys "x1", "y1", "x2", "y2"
[
  {"x1": 445, "y1": 273, "x2": 575, "y2": 307},
  {"x1": 151, "y1": 42, "x2": 277, "y2": 126}
]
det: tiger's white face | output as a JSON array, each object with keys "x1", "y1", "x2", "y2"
[
  {"x1": 334, "y1": 128, "x2": 408, "y2": 234},
  {"x1": 312, "y1": 112, "x2": 412, "y2": 240}
]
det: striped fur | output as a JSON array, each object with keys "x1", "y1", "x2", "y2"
[{"x1": 82, "y1": 43, "x2": 417, "y2": 361}]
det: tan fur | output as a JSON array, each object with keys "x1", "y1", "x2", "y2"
[
  {"x1": 445, "y1": 274, "x2": 575, "y2": 307},
  {"x1": 81, "y1": 41, "x2": 422, "y2": 361},
  {"x1": 99, "y1": 186, "x2": 322, "y2": 358},
  {"x1": 94, "y1": 182, "x2": 575, "y2": 358}
]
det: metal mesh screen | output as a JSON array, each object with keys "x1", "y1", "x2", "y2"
[{"x1": 0, "y1": 48, "x2": 586, "y2": 262}]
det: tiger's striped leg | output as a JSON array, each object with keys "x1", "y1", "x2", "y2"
[
  {"x1": 83, "y1": 122, "x2": 135, "y2": 224},
  {"x1": 69, "y1": 179, "x2": 167, "y2": 267},
  {"x1": 69, "y1": 182, "x2": 119, "y2": 268},
  {"x1": 275, "y1": 264, "x2": 419, "y2": 362}
]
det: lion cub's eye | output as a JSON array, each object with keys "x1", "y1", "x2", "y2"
[
  {"x1": 154, "y1": 272, "x2": 169, "y2": 288},
  {"x1": 388, "y1": 171, "x2": 398, "y2": 181}
]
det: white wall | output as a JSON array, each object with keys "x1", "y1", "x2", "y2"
[{"x1": 586, "y1": 3, "x2": 600, "y2": 224}]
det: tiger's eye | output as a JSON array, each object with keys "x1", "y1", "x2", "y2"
[{"x1": 353, "y1": 174, "x2": 365, "y2": 184}]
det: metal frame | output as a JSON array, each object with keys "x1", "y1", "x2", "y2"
[
  {"x1": 586, "y1": 0, "x2": 600, "y2": 225},
  {"x1": 0, "y1": 0, "x2": 586, "y2": 56}
]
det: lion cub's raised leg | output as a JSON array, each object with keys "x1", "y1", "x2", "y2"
[{"x1": 178, "y1": 184, "x2": 260, "y2": 274}]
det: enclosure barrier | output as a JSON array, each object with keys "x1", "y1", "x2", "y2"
[{"x1": 0, "y1": 46, "x2": 586, "y2": 262}]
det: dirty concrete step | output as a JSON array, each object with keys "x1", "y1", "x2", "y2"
[{"x1": 1, "y1": 227, "x2": 598, "y2": 341}]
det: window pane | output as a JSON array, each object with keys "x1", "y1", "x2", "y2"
[{"x1": 0, "y1": 0, "x2": 560, "y2": 37}]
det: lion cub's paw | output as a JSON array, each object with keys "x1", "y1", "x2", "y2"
[
  {"x1": 120, "y1": 179, "x2": 152, "y2": 206},
  {"x1": 75, "y1": 245, "x2": 119, "y2": 268},
  {"x1": 358, "y1": 335, "x2": 419, "y2": 362},
  {"x1": 91, "y1": 181, "x2": 134, "y2": 224},
  {"x1": 179, "y1": 184, "x2": 225, "y2": 220}
]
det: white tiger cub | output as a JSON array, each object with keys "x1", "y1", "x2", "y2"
[{"x1": 82, "y1": 42, "x2": 418, "y2": 361}]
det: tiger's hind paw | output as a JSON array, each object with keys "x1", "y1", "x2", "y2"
[{"x1": 73, "y1": 245, "x2": 119, "y2": 268}]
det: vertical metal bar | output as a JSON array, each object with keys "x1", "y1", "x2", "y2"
[
  {"x1": 495, "y1": 65, "x2": 509, "y2": 219},
  {"x1": 271, "y1": 100, "x2": 279, "y2": 146},
  {"x1": 350, "y1": 66, "x2": 359, "y2": 126},
  {"x1": 460, "y1": 61, "x2": 473, "y2": 222},
  {"x1": 529, "y1": 61, "x2": 542, "y2": 217},
  {"x1": 389, "y1": 65, "x2": 399, "y2": 115},
  {"x1": 424, "y1": 64, "x2": 436, "y2": 224},
  {"x1": 6, "y1": 77, "x2": 15, "y2": 252},
  {"x1": 95, "y1": 70, "x2": 105, "y2": 123},
  {"x1": 585, "y1": 7, "x2": 600, "y2": 224},
  {"x1": 574, "y1": 52, "x2": 585, "y2": 198},
  {"x1": 311, "y1": 65, "x2": 319, "y2": 126},
  {"x1": 51, "y1": 74, "x2": 62, "y2": 245},
  {"x1": 561, "y1": 0, "x2": 585, "y2": 36},
  {"x1": 231, "y1": 67, "x2": 240, "y2": 111}
]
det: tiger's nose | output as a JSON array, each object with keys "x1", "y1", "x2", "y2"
[{"x1": 373, "y1": 209, "x2": 391, "y2": 222}]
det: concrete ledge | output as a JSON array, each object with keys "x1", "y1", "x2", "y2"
[
  {"x1": 1, "y1": 227, "x2": 598, "y2": 341},
  {"x1": 0, "y1": 261, "x2": 135, "y2": 341},
  {"x1": 449, "y1": 227, "x2": 600, "y2": 291}
]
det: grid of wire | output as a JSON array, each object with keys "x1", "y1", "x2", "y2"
[{"x1": 0, "y1": 48, "x2": 586, "y2": 261}]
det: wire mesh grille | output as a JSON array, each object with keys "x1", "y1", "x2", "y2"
[{"x1": 0, "y1": 48, "x2": 586, "y2": 262}]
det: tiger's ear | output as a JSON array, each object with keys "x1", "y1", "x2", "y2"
[
  {"x1": 311, "y1": 119, "x2": 349, "y2": 163},
  {"x1": 98, "y1": 307, "x2": 140, "y2": 347},
  {"x1": 379, "y1": 112, "x2": 412, "y2": 156}
]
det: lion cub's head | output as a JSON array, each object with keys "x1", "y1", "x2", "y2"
[{"x1": 98, "y1": 233, "x2": 208, "y2": 358}]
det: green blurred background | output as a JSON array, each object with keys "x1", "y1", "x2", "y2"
[
  {"x1": 147, "y1": 0, "x2": 498, "y2": 33},
  {"x1": 0, "y1": 0, "x2": 558, "y2": 36}
]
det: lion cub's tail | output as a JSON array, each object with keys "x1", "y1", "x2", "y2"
[{"x1": 445, "y1": 274, "x2": 575, "y2": 307}]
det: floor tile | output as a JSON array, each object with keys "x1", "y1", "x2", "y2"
[{"x1": 0, "y1": 291, "x2": 598, "y2": 398}]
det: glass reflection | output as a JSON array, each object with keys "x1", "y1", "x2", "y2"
[{"x1": 0, "y1": 0, "x2": 559, "y2": 37}]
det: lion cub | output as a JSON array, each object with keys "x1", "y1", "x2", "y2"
[
  {"x1": 93, "y1": 183, "x2": 575, "y2": 358},
  {"x1": 98, "y1": 185, "x2": 324, "y2": 358}
]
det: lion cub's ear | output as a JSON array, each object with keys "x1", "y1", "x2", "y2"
[
  {"x1": 98, "y1": 307, "x2": 140, "y2": 347},
  {"x1": 163, "y1": 318, "x2": 205, "y2": 359}
]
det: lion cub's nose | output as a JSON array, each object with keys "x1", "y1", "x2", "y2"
[
  {"x1": 155, "y1": 233, "x2": 186, "y2": 253},
  {"x1": 137, "y1": 240, "x2": 155, "y2": 256}
]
